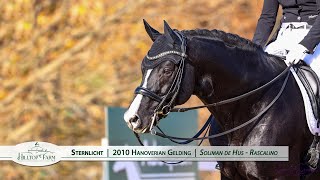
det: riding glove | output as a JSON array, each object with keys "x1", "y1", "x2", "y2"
[{"x1": 285, "y1": 44, "x2": 309, "y2": 65}]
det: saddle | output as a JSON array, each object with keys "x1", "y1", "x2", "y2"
[
  {"x1": 295, "y1": 61, "x2": 320, "y2": 120},
  {"x1": 294, "y1": 61, "x2": 320, "y2": 172}
]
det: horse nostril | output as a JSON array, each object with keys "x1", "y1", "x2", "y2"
[
  {"x1": 130, "y1": 115, "x2": 138, "y2": 123},
  {"x1": 129, "y1": 115, "x2": 141, "y2": 129}
]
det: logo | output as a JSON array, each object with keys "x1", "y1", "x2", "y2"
[{"x1": 13, "y1": 141, "x2": 61, "y2": 166}]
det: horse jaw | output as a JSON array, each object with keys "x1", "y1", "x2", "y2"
[{"x1": 175, "y1": 63, "x2": 196, "y2": 105}]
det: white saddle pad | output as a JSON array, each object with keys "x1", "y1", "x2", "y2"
[{"x1": 291, "y1": 68, "x2": 320, "y2": 135}]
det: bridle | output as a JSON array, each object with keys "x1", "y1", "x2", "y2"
[
  {"x1": 134, "y1": 30, "x2": 292, "y2": 143},
  {"x1": 135, "y1": 30, "x2": 188, "y2": 133}
]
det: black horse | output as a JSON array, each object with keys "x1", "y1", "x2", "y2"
[{"x1": 124, "y1": 20, "x2": 319, "y2": 179}]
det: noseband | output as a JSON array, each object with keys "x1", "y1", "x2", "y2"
[{"x1": 134, "y1": 31, "x2": 188, "y2": 132}]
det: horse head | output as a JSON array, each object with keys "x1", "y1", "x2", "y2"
[{"x1": 124, "y1": 20, "x2": 195, "y2": 133}]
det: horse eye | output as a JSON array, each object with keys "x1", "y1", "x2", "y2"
[{"x1": 163, "y1": 67, "x2": 173, "y2": 75}]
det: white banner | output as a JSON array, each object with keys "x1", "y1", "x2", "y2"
[{"x1": 0, "y1": 142, "x2": 288, "y2": 166}]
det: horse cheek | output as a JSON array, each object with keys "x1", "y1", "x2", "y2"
[{"x1": 176, "y1": 64, "x2": 195, "y2": 104}]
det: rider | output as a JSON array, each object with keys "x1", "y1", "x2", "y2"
[{"x1": 252, "y1": 0, "x2": 320, "y2": 78}]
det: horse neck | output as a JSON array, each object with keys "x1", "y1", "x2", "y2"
[
  {"x1": 187, "y1": 36, "x2": 285, "y2": 143},
  {"x1": 187, "y1": 36, "x2": 284, "y2": 101}
]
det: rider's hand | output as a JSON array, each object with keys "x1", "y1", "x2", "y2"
[{"x1": 285, "y1": 44, "x2": 309, "y2": 65}]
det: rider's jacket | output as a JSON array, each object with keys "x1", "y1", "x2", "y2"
[{"x1": 253, "y1": 0, "x2": 320, "y2": 52}]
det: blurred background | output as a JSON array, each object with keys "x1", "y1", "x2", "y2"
[{"x1": 0, "y1": 0, "x2": 264, "y2": 179}]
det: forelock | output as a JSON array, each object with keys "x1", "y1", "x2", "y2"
[{"x1": 142, "y1": 35, "x2": 183, "y2": 69}]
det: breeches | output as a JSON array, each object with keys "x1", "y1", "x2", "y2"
[{"x1": 265, "y1": 22, "x2": 320, "y2": 78}]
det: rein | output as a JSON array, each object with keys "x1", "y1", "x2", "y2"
[
  {"x1": 134, "y1": 30, "x2": 292, "y2": 143},
  {"x1": 154, "y1": 68, "x2": 290, "y2": 141},
  {"x1": 171, "y1": 64, "x2": 292, "y2": 112}
]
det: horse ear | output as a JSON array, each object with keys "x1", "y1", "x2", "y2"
[
  {"x1": 164, "y1": 20, "x2": 180, "y2": 44},
  {"x1": 143, "y1": 19, "x2": 161, "y2": 42}
]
